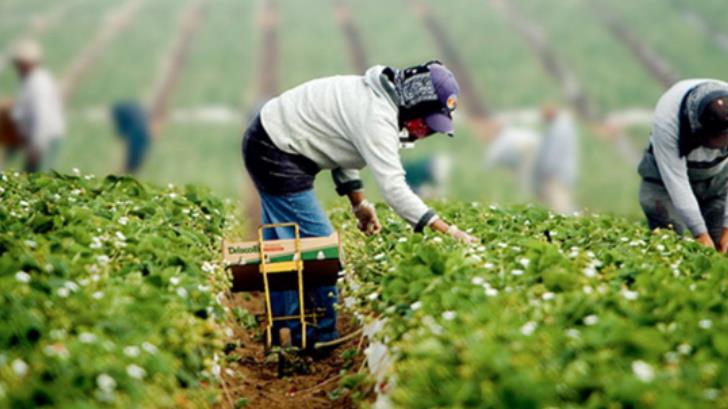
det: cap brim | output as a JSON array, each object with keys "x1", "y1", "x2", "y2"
[{"x1": 425, "y1": 112, "x2": 454, "y2": 136}]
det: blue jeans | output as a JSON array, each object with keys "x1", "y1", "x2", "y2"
[{"x1": 259, "y1": 189, "x2": 339, "y2": 347}]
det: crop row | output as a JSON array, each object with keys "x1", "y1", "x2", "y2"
[
  {"x1": 333, "y1": 202, "x2": 728, "y2": 408},
  {"x1": 0, "y1": 172, "x2": 230, "y2": 408}
]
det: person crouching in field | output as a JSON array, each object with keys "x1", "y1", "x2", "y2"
[
  {"x1": 638, "y1": 79, "x2": 728, "y2": 251},
  {"x1": 11, "y1": 40, "x2": 65, "y2": 172},
  {"x1": 242, "y1": 61, "x2": 477, "y2": 348}
]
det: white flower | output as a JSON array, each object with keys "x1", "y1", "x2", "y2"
[
  {"x1": 677, "y1": 343, "x2": 692, "y2": 355},
  {"x1": 224, "y1": 327, "x2": 234, "y2": 338},
  {"x1": 24, "y1": 240, "x2": 37, "y2": 248},
  {"x1": 485, "y1": 288, "x2": 499, "y2": 297},
  {"x1": 96, "y1": 374, "x2": 116, "y2": 392},
  {"x1": 119, "y1": 217, "x2": 128, "y2": 226},
  {"x1": 511, "y1": 269, "x2": 524, "y2": 276},
  {"x1": 542, "y1": 292, "x2": 555, "y2": 301},
  {"x1": 471, "y1": 277, "x2": 484, "y2": 286},
  {"x1": 197, "y1": 284, "x2": 210, "y2": 293},
  {"x1": 699, "y1": 319, "x2": 712, "y2": 329},
  {"x1": 15, "y1": 271, "x2": 31, "y2": 283},
  {"x1": 72, "y1": 168, "x2": 80, "y2": 175},
  {"x1": 431, "y1": 236, "x2": 443, "y2": 243},
  {"x1": 497, "y1": 242, "x2": 507, "y2": 249},
  {"x1": 176, "y1": 288, "x2": 188, "y2": 298},
  {"x1": 656, "y1": 244, "x2": 665, "y2": 252},
  {"x1": 410, "y1": 301, "x2": 422, "y2": 311},
  {"x1": 583, "y1": 315, "x2": 598, "y2": 326},
  {"x1": 632, "y1": 360, "x2": 655, "y2": 382},
  {"x1": 115, "y1": 231, "x2": 126, "y2": 241},
  {"x1": 703, "y1": 389, "x2": 719, "y2": 401},
  {"x1": 441, "y1": 311, "x2": 456, "y2": 321},
  {"x1": 622, "y1": 289, "x2": 639, "y2": 300},
  {"x1": 212, "y1": 364, "x2": 221, "y2": 378},
  {"x1": 57, "y1": 287, "x2": 70, "y2": 298},
  {"x1": 0, "y1": 186, "x2": 4, "y2": 194},
  {"x1": 170, "y1": 276, "x2": 181, "y2": 286},
  {"x1": 583, "y1": 286, "x2": 593, "y2": 295},
  {"x1": 65, "y1": 281, "x2": 79, "y2": 292},
  {"x1": 168, "y1": 192, "x2": 177, "y2": 199},
  {"x1": 96, "y1": 255, "x2": 110, "y2": 265},
  {"x1": 12, "y1": 359, "x2": 28, "y2": 377},
  {"x1": 71, "y1": 189, "x2": 82, "y2": 196},
  {"x1": 518, "y1": 258, "x2": 530, "y2": 268},
  {"x1": 90, "y1": 237, "x2": 103, "y2": 249},
  {"x1": 583, "y1": 265, "x2": 597, "y2": 278},
  {"x1": 566, "y1": 328, "x2": 580, "y2": 339},
  {"x1": 92, "y1": 291, "x2": 104, "y2": 300},
  {"x1": 520, "y1": 321, "x2": 537, "y2": 336},
  {"x1": 124, "y1": 346, "x2": 140, "y2": 358},
  {"x1": 201, "y1": 261, "x2": 215, "y2": 273},
  {"x1": 484, "y1": 262, "x2": 495, "y2": 269},
  {"x1": 398, "y1": 237, "x2": 407, "y2": 243},
  {"x1": 79, "y1": 332, "x2": 97, "y2": 343},
  {"x1": 373, "y1": 253, "x2": 386, "y2": 261},
  {"x1": 126, "y1": 364, "x2": 146, "y2": 380},
  {"x1": 142, "y1": 342, "x2": 158, "y2": 354},
  {"x1": 367, "y1": 292, "x2": 379, "y2": 301}
]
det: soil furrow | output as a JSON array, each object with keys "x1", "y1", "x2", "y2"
[
  {"x1": 147, "y1": 0, "x2": 206, "y2": 134},
  {"x1": 333, "y1": 0, "x2": 368, "y2": 73},
  {"x1": 589, "y1": 0, "x2": 679, "y2": 89},
  {"x1": 60, "y1": 0, "x2": 146, "y2": 103}
]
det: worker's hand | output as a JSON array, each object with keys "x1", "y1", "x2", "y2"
[
  {"x1": 352, "y1": 199, "x2": 381, "y2": 236},
  {"x1": 446, "y1": 224, "x2": 479, "y2": 245},
  {"x1": 695, "y1": 232, "x2": 716, "y2": 249},
  {"x1": 718, "y1": 229, "x2": 728, "y2": 253}
]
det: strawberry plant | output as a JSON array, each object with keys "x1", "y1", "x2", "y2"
[
  {"x1": 332, "y1": 202, "x2": 728, "y2": 408},
  {"x1": 0, "y1": 172, "x2": 230, "y2": 408}
]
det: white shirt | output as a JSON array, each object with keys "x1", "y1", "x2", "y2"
[
  {"x1": 649, "y1": 79, "x2": 728, "y2": 235},
  {"x1": 12, "y1": 68, "x2": 66, "y2": 151},
  {"x1": 260, "y1": 65, "x2": 435, "y2": 227}
]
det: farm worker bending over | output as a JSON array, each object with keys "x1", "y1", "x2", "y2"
[
  {"x1": 638, "y1": 79, "x2": 728, "y2": 251},
  {"x1": 242, "y1": 61, "x2": 477, "y2": 347},
  {"x1": 533, "y1": 104, "x2": 579, "y2": 214},
  {"x1": 11, "y1": 40, "x2": 65, "y2": 172}
]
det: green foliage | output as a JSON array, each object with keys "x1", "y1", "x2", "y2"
[
  {"x1": 0, "y1": 172, "x2": 230, "y2": 408},
  {"x1": 333, "y1": 201, "x2": 728, "y2": 408}
]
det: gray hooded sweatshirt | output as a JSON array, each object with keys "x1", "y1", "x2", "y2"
[{"x1": 260, "y1": 65, "x2": 437, "y2": 230}]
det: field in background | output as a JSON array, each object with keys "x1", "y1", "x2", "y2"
[{"x1": 2, "y1": 0, "x2": 728, "y2": 220}]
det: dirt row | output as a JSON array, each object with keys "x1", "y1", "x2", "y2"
[
  {"x1": 257, "y1": 0, "x2": 279, "y2": 100},
  {"x1": 217, "y1": 292, "x2": 367, "y2": 409},
  {"x1": 333, "y1": 0, "x2": 368, "y2": 73},
  {"x1": 676, "y1": 5, "x2": 728, "y2": 55},
  {"x1": 147, "y1": 0, "x2": 207, "y2": 134},
  {"x1": 406, "y1": 0, "x2": 490, "y2": 122},
  {"x1": 60, "y1": 0, "x2": 146, "y2": 103},
  {"x1": 490, "y1": 0, "x2": 598, "y2": 121},
  {"x1": 589, "y1": 0, "x2": 678, "y2": 89},
  {"x1": 0, "y1": 2, "x2": 71, "y2": 76}
]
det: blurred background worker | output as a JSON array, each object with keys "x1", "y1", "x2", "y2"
[
  {"x1": 638, "y1": 79, "x2": 728, "y2": 252},
  {"x1": 111, "y1": 101, "x2": 152, "y2": 174},
  {"x1": 485, "y1": 123, "x2": 540, "y2": 197},
  {"x1": 242, "y1": 61, "x2": 477, "y2": 349},
  {"x1": 533, "y1": 104, "x2": 579, "y2": 214},
  {"x1": 10, "y1": 40, "x2": 66, "y2": 172},
  {"x1": 403, "y1": 153, "x2": 452, "y2": 200}
]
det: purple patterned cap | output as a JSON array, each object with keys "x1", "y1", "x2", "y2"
[{"x1": 425, "y1": 64, "x2": 460, "y2": 136}]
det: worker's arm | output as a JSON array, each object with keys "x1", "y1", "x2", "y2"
[
  {"x1": 332, "y1": 167, "x2": 363, "y2": 196},
  {"x1": 652, "y1": 116, "x2": 711, "y2": 244},
  {"x1": 351, "y1": 118, "x2": 476, "y2": 243}
]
